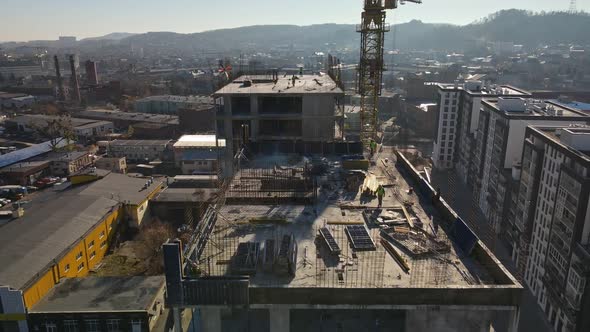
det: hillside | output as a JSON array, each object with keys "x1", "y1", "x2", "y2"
[{"x1": 116, "y1": 10, "x2": 590, "y2": 52}]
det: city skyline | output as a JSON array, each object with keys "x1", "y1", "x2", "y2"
[{"x1": 1, "y1": 0, "x2": 588, "y2": 42}]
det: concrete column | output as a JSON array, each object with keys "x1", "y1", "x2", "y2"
[
  {"x1": 200, "y1": 307, "x2": 222, "y2": 332},
  {"x1": 269, "y1": 307, "x2": 290, "y2": 332},
  {"x1": 173, "y1": 307, "x2": 182, "y2": 332},
  {"x1": 250, "y1": 95, "x2": 259, "y2": 141},
  {"x1": 507, "y1": 307, "x2": 520, "y2": 332}
]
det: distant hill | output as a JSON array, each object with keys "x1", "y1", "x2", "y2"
[
  {"x1": 82, "y1": 32, "x2": 137, "y2": 41},
  {"x1": 115, "y1": 10, "x2": 590, "y2": 53},
  {"x1": 2, "y1": 10, "x2": 589, "y2": 52}
]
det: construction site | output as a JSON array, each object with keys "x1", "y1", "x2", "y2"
[{"x1": 161, "y1": 1, "x2": 522, "y2": 332}]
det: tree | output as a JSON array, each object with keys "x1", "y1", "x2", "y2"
[
  {"x1": 30, "y1": 115, "x2": 76, "y2": 150},
  {"x1": 136, "y1": 221, "x2": 174, "y2": 275}
]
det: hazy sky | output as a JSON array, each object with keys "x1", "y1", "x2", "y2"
[{"x1": 1, "y1": 0, "x2": 587, "y2": 41}]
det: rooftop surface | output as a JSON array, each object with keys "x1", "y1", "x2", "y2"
[
  {"x1": 197, "y1": 150, "x2": 502, "y2": 289},
  {"x1": 75, "y1": 109, "x2": 179, "y2": 124},
  {"x1": 30, "y1": 276, "x2": 164, "y2": 313},
  {"x1": 174, "y1": 135, "x2": 226, "y2": 148},
  {"x1": 80, "y1": 172, "x2": 165, "y2": 205},
  {"x1": 9, "y1": 114, "x2": 110, "y2": 129},
  {"x1": 484, "y1": 99, "x2": 589, "y2": 118},
  {"x1": 0, "y1": 185, "x2": 119, "y2": 289},
  {"x1": 109, "y1": 139, "x2": 171, "y2": 147},
  {"x1": 214, "y1": 74, "x2": 344, "y2": 95},
  {"x1": 535, "y1": 126, "x2": 590, "y2": 161},
  {"x1": 438, "y1": 83, "x2": 530, "y2": 96},
  {"x1": 0, "y1": 139, "x2": 70, "y2": 168},
  {"x1": 137, "y1": 95, "x2": 212, "y2": 104}
]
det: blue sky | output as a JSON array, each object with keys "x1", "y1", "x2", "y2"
[{"x1": 1, "y1": 0, "x2": 587, "y2": 41}]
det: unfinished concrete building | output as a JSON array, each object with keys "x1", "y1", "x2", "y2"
[
  {"x1": 163, "y1": 150, "x2": 522, "y2": 332},
  {"x1": 214, "y1": 74, "x2": 345, "y2": 161}
]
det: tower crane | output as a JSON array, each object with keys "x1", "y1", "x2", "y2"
[{"x1": 357, "y1": 0, "x2": 421, "y2": 150}]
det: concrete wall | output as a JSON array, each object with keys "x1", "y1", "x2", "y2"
[{"x1": 302, "y1": 95, "x2": 335, "y2": 141}]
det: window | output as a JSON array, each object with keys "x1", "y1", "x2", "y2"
[
  {"x1": 45, "y1": 322, "x2": 57, "y2": 332},
  {"x1": 64, "y1": 320, "x2": 79, "y2": 332},
  {"x1": 89, "y1": 251, "x2": 96, "y2": 260},
  {"x1": 76, "y1": 251, "x2": 83, "y2": 261},
  {"x1": 78, "y1": 262, "x2": 85, "y2": 272},
  {"x1": 64, "y1": 264, "x2": 70, "y2": 273},
  {"x1": 99, "y1": 231, "x2": 105, "y2": 239},
  {"x1": 101, "y1": 240, "x2": 107, "y2": 249},
  {"x1": 88, "y1": 240, "x2": 95, "y2": 249},
  {"x1": 85, "y1": 319, "x2": 100, "y2": 332},
  {"x1": 131, "y1": 319, "x2": 142, "y2": 332},
  {"x1": 107, "y1": 319, "x2": 121, "y2": 332}
]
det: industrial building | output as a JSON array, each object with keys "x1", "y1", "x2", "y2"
[
  {"x1": 506, "y1": 126, "x2": 590, "y2": 332},
  {"x1": 163, "y1": 150, "x2": 522, "y2": 332},
  {"x1": 75, "y1": 109, "x2": 179, "y2": 138},
  {"x1": 0, "y1": 172, "x2": 166, "y2": 331},
  {"x1": 214, "y1": 74, "x2": 344, "y2": 159},
  {"x1": 135, "y1": 95, "x2": 212, "y2": 115},
  {"x1": 28, "y1": 276, "x2": 166, "y2": 332},
  {"x1": 95, "y1": 156, "x2": 127, "y2": 173},
  {"x1": 105, "y1": 139, "x2": 172, "y2": 162},
  {"x1": 6, "y1": 114, "x2": 114, "y2": 141},
  {"x1": 173, "y1": 135, "x2": 225, "y2": 175}
]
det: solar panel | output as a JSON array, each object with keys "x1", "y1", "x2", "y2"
[
  {"x1": 319, "y1": 227, "x2": 341, "y2": 255},
  {"x1": 345, "y1": 225, "x2": 376, "y2": 251}
]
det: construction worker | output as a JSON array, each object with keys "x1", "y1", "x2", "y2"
[
  {"x1": 369, "y1": 139, "x2": 377, "y2": 157},
  {"x1": 376, "y1": 185, "x2": 385, "y2": 207}
]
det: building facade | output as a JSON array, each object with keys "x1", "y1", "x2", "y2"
[
  {"x1": 214, "y1": 75, "x2": 344, "y2": 160},
  {"x1": 473, "y1": 98, "x2": 589, "y2": 233},
  {"x1": 135, "y1": 95, "x2": 212, "y2": 115},
  {"x1": 107, "y1": 140, "x2": 171, "y2": 162},
  {"x1": 508, "y1": 126, "x2": 590, "y2": 332},
  {"x1": 173, "y1": 135, "x2": 225, "y2": 175}
]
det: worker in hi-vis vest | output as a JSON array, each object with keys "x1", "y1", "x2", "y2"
[{"x1": 377, "y1": 185, "x2": 385, "y2": 207}]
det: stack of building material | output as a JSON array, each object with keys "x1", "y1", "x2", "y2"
[
  {"x1": 274, "y1": 234, "x2": 297, "y2": 276},
  {"x1": 319, "y1": 227, "x2": 341, "y2": 255},
  {"x1": 232, "y1": 242, "x2": 260, "y2": 275},
  {"x1": 262, "y1": 239, "x2": 276, "y2": 272}
]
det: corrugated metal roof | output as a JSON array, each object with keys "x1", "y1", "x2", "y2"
[{"x1": 0, "y1": 139, "x2": 70, "y2": 168}]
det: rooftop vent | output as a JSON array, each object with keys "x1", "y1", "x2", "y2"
[{"x1": 498, "y1": 97, "x2": 526, "y2": 112}]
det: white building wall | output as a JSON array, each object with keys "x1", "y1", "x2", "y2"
[{"x1": 432, "y1": 89, "x2": 460, "y2": 169}]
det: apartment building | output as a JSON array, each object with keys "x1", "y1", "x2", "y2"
[
  {"x1": 432, "y1": 81, "x2": 530, "y2": 171},
  {"x1": 473, "y1": 98, "x2": 589, "y2": 233},
  {"x1": 509, "y1": 126, "x2": 590, "y2": 332}
]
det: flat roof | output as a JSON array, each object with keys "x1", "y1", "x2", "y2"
[
  {"x1": 0, "y1": 185, "x2": 120, "y2": 289},
  {"x1": 174, "y1": 135, "x2": 226, "y2": 148},
  {"x1": 80, "y1": 173, "x2": 165, "y2": 205},
  {"x1": 215, "y1": 74, "x2": 344, "y2": 95},
  {"x1": 137, "y1": 95, "x2": 212, "y2": 104},
  {"x1": 0, "y1": 139, "x2": 70, "y2": 169},
  {"x1": 8, "y1": 114, "x2": 110, "y2": 129},
  {"x1": 75, "y1": 109, "x2": 179, "y2": 125},
  {"x1": 197, "y1": 152, "x2": 505, "y2": 289},
  {"x1": 483, "y1": 99, "x2": 589, "y2": 118},
  {"x1": 109, "y1": 139, "x2": 171, "y2": 147},
  {"x1": 153, "y1": 187, "x2": 218, "y2": 203},
  {"x1": 438, "y1": 83, "x2": 530, "y2": 96},
  {"x1": 30, "y1": 276, "x2": 164, "y2": 313},
  {"x1": 533, "y1": 126, "x2": 590, "y2": 162}
]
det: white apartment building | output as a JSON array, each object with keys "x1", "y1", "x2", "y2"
[
  {"x1": 474, "y1": 98, "x2": 589, "y2": 233},
  {"x1": 511, "y1": 126, "x2": 590, "y2": 332}
]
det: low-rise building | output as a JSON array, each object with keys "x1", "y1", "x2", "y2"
[
  {"x1": 106, "y1": 140, "x2": 171, "y2": 163},
  {"x1": 135, "y1": 95, "x2": 212, "y2": 115},
  {"x1": 0, "y1": 185, "x2": 123, "y2": 330},
  {"x1": 48, "y1": 151, "x2": 93, "y2": 176},
  {"x1": 0, "y1": 161, "x2": 50, "y2": 185},
  {"x1": 80, "y1": 172, "x2": 165, "y2": 227},
  {"x1": 0, "y1": 92, "x2": 35, "y2": 110},
  {"x1": 28, "y1": 276, "x2": 166, "y2": 332},
  {"x1": 173, "y1": 135, "x2": 225, "y2": 175},
  {"x1": 95, "y1": 157, "x2": 127, "y2": 173},
  {"x1": 509, "y1": 126, "x2": 590, "y2": 332},
  {"x1": 75, "y1": 109, "x2": 179, "y2": 130},
  {"x1": 6, "y1": 114, "x2": 114, "y2": 141}
]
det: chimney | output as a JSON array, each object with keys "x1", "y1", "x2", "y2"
[
  {"x1": 54, "y1": 55, "x2": 66, "y2": 102},
  {"x1": 69, "y1": 55, "x2": 81, "y2": 104},
  {"x1": 85, "y1": 60, "x2": 99, "y2": 85}
]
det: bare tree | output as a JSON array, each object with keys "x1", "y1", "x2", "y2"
[
  {"x1": 30, "y1": 115, "x2": 76, "y2": 150},
  {"x1": 136, "y1": 221, "x2": 175, "y2": 275}
]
